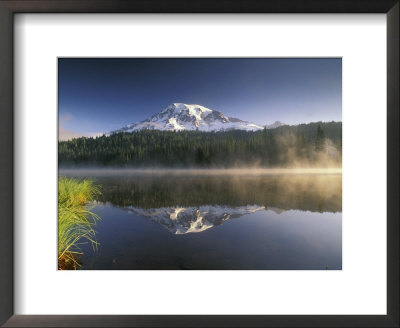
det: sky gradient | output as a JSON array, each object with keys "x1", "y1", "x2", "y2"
[{"x1": 58, "y1": 58, "x2": 342, "y2": 140}]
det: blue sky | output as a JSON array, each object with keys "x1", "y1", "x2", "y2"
[{"x1": 58, "y1": 58, "x2": 341, "y2": 140}]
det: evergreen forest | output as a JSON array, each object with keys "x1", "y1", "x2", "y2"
[{"x1": 58, "y1": 121, "x2": 342, "y2": 168}]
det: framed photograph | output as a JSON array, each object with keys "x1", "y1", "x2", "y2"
[
  {"x1": 0, "y1": 0, "x2": 398, "y2": 327},
  {"x1": 58, "y1": 57, "x2": 343, "y2": 271}
]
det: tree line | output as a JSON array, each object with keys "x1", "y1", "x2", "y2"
[{"x1": 58, "y1": 121, "x2": 342, "y2": 167}]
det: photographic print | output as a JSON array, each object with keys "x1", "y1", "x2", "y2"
[{"x1": 58, "y1": 58, "x2": 342, "y2": 270}]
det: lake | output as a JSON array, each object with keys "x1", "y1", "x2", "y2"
[{"x1": 60, "y1": 169, "x2": 342, "y2": 270}]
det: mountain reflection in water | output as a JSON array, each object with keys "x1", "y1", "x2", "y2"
[
  {"x1": 123, "y1": 205, "x2": 265, "y2": 234},
  {"x1": 91, "y1": 173, "x2": 341, "y2": 234},
  {"x1": 60, "y1": 171, "x2": 342, "y2": 270}
]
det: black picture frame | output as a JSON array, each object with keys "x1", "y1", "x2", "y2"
[{"x1": 0, "y1": 0, "x2": 398, "y2": 327}]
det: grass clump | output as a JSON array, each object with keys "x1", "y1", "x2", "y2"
[{"x1": 58, "y1": 177, "x2": 101, "y2": 270}]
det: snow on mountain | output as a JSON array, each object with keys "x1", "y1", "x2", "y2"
[
  {"x1": 124, "y1": 205, "x2": 266, "y2": 234},
  {"x1": 111, "y1": 103, "x2": 268, "y2": 133},
  {"x1": 265, "y1": 121, "x2": 285, "y2": 129}
]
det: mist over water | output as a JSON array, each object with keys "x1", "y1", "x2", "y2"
[
  {"x1": 60, "y1": 167, "x2": 342, "y2": 176},
  {"x1": 62, "y1": 169, "x2": 342, "y2": 270},
  {"x1": 89, "y1": 173, "x2": 341, "y2": 212}
]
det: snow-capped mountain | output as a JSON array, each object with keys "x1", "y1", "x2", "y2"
[
  {"x1": 111, "y1": 103, "x2": 283, "y2": 133},
  {"x1": 266, "y1": 121, "x2": 285, "y2": 129},
  {"x1": 124, "y1": 205, "x2": 266, "y2": 234}
]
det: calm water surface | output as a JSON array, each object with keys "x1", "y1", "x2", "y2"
[{"x1": 61, "y1": 171, "x2": 342, "y2": 270}]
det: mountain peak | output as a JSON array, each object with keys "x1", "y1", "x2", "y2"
[
  {"x1": 111, "y1": 103, "x2": 278, "y2": 133},
  {"x1": 265, "y1": 121, "x2": 285, "y2": 129}
]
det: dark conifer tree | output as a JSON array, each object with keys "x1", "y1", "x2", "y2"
[{"x1": 315, "y1": 125, "x2": 325, "y2": 151}]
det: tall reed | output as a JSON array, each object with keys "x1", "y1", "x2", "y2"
[{"x1": 58, "y1": 177, "x2": 101, "y2": 269}]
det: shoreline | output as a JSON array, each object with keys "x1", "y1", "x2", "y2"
[{"x1": 59, "y1": 167, "x2": 342, "y2": 176}]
